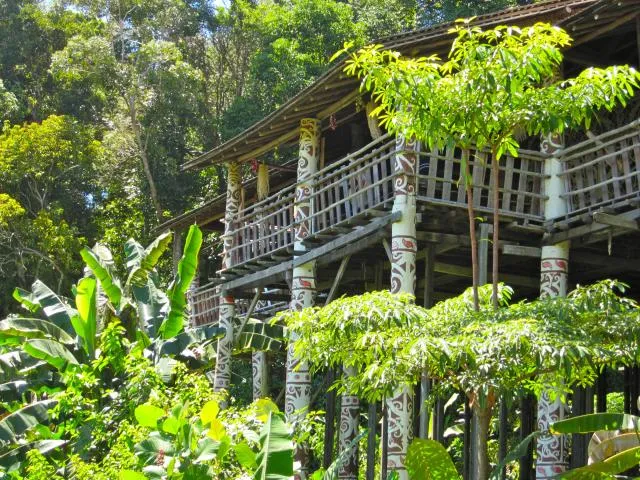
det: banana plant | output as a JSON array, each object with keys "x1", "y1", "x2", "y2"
[{"x1": 550, "y1": 413, "x2": 640, "y2": 479}]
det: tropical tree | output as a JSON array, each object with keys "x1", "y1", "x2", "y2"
[
  {"x1": 338, "y1": 21, "x2": 640, "y2": 311},
  {"x1": 280, "y1": 282, "x2": 640, "y2": 479}
]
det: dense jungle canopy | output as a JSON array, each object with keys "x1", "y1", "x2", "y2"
[{"x1": 0, "y1": 0, "x2": 534, "y2": 315}]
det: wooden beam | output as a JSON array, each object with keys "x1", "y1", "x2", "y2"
[
  {"x1": 545, "y1": 209, "x2": 640, "y2": 245},
  {"x1": 573, "y1": 11, "x2": 640, "y2": 47},
  {"x1": 325, "y1": 255, "x2": 351, "y2": 305},
  {"x1": 382, "y1": 237, "x2": 393, "y2": 262},
  {"x1": 235, "y1": 288, "x2": 261, "y2": 342},
  {"x1": 237, "y1": 128, "x2": 300, "y2": 163},
  {"x1": 432, "y1": 262, "x2": 538, "y2": 288},
  {"x1": 478, "y1": 224, "x2": 490, "y2": 286},
  {"x1": 222, "y1": 260, "x2": 292, "y2": 292},
  {"x1": 501, "y1": 245, "x2": 542, "y2": 258},
  {"x1": 571, "y1": 251, "x2": 640, "y2": 271},
  {"x1": 593, "y1": 212, "x2": 640, "y2": 231},
  {"x1": 317, "y1": 89, "x2": 360, "y2": 119},
  {"x1": 294, "y1": 212, "x2": 401, "y2": 268}
]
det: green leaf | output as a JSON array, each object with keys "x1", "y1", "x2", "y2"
[
  {"x1": 0, "y1": 439, "x2": 66, "y2": 469},
  {"x1": 30, "y1": 280, "x2": 77, "y2": 333},
  {"x1": 255, "y1": 399, "x2": 280, "y2": 423},
  {"x1": 0, "y1": 400, "x2": 57, "y2": 446},
  {"x1": 162, "y1": 416, "x2": 181, "y2": 435},
  {"x1": 23, "y1": 339, "x2": 78, "y2": 371},
  {"x1": 193, "y1": 437, "x2": 220, "y2": 463},
  {"x1": 119, "y1": 471, "x2": 147, "y2": 480},
  {"x1": 551, "y1": 413, "x2": 640, "y2": 434},
  {"x1": 80, "y1": 246, "x2": 122, "y2": 308},
  {"x1": 126, "y1": 232, "x2": 173, "y2": 288},
  {"x1": 200, "y1": 401, "x2": 220, "y2": 426},
  {"x1": 12, "y1": 288, "x2": 41, "y2": 313},
  {"x1": 135, "y1": 404, "x2": 166, "y2": 428},
  {"x1": 135, "y1": 435, "x2": 175, "y2": 466},
  {"x1": 489, "y1": 431, "x2": 542, "y2": 480},
  {"x1": 235, "y1": 441, "x2": 258, "y2": 470},
  {"x1": 0, "y1": 350, "x2": 44, "y2": 383},
  {"x1": 405, "y1": 438, "x2": 461, "y2": 480},
  {"x1": 323, "y1": 430, "x2": 367, "y2": 480},
  {"x1": 558, "y1": 446, "x2": 640, "y2": 478},
  {"x1": 0, "y1": 318, "x2": 75, "y2": 344},
  {"x1": 160, "y1": 225, "x2": 202, "y2": 339},
  {"x1": 207, "y1": 419, "x2": 227, "y2": 442},
  {"x1": 253, "y1": 412, "x2": 294, "y2": 480},
  {"x1": 73, "y1": 277, "x2": 98, "y2": 357}
]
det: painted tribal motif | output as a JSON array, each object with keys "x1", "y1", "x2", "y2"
[
  {"x1": 537, "y1": 242, "x2": 570, "y2": 478},
  {"x1": 215, "y1": 161, "x2": 242, "y2": 398},
  {"x1": 536, "y1": 389, "x2": 568, "y2": 479},
  {"x1": 386, "y1": 387, "x2": 414, "y2": 477},
  {"x1": 387, "y1": 135, "x2": 418, "y2": 480},
  {"x1": 252, "y1": 351, "x2": 268, "y2": 400},
  {"x1": 287, "y1": 118, "x2": 320, "y2": 479},
  {"x1": 221, "y1": 162, "x2": 242, "y2": 270},
  {"x1": 390, "y1": 135, "x2": 418, "y2": 296},
  {"x1": 338, "y1": 367, "x2": 360, "y2": 480},
  {"x1": 214, "y1": 294, "x2": 235, "y2": 397},
  {"x1": 294, "y1": 118, "x2": 320, "y2": 241},
  {"x1": 540, "y1": 243, "x2": 569, "y2": 299}
]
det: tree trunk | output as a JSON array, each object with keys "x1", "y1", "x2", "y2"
[
  {"x1": 491, "y1": 150, "x2": 500, "y2": 308},
  {"x1": 463, "y1": 149, "x2": 480, "y2": 311},
  {"x1": 472, "y1": 404, "x2": 491, "y2": 480},
  {"x1": 128, "y1": 96, "x2": 163, "y2": 223}
]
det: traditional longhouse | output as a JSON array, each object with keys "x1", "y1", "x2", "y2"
[{"x1": 160, "y1": 1, "x2": 640, "y2": 478}]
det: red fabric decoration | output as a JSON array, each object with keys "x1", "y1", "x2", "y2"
[
  {"x1": 250, "y1": 159, "x2": 259, "y2": 173},
  {"x1": 329, "y1": 114, "x2": 337, "y2": 131}
]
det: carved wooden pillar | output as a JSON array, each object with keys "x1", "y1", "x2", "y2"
[
  {"x1": 338, "y1": 366, "x2": 360, "y2": 480},
  {"x1": 537, "y1": 133, "x2": 569, "y2": 479},
  {"x1": 252, "y1": 163, "x2": 270, "y2": 400},
  {"x1": 214, "y1": 161, "x2": 242, "y2": 398},
  {"x1": 287, "y1": 118, "x2": 320, "y2": 476},
  {"x1": 386, "y1": 134, "x2": 418, "y2": 480}
]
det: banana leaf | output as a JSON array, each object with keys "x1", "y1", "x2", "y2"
[
  {"x1": 125, "y1": 232, "x2": 173, "y2": 288},
  {"x1": 73, "y1": 277, "x2": 97, "y2": 358},
  {"x1": 157, "y1": 325, "x2": 225, "y2": 357},
  {"x1": 23, "y1": 339, "x2": 79, "y2": 371},
  {"x1": 0, "y1": 318, "x2": 75, "y2": 344},
  {"x1": 80, "y1": 246, "x2": 123, "y2": 308},
  {"x1": 551, "y1": 413, "x2": 640, "y2": 434},
  {"x1": 0, "y1": 351, "x2": 45, "y2": 384},
  {"x1": 253, "y1": 412, "x2": 294, "y2": 480},
  {"x1": 235, "y1": 321, "x2": 285, "y2": 353},
  {"x1": 160, "y1": 225, "x2": 202, "y2": 340},
  {"x1": 0, "y1": 439, "x2": 66, "y2": 470},
  {"x1": 0, "y1": 399, "x2": 57, "y2": 446},
  {"x1": 26, "y1": 281, "x2": 77, "y2": 335}
]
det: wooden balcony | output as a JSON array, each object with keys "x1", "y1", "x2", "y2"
[
  {"x1": 558, "y1": 118, "x2": 640, "y2": 222},
  {"x1": 216, "y1": 118, "x2": 640, "y2": 278},
  {"x1": 417, "y1": 146, "x2": 547, "y2": 227}
]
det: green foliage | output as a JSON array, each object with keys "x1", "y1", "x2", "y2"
[
  {"x1": 405, "y1": 438, "x2": 461, "y2": 480},
  {"x1": 254, "y1": 412, "x2": 295, "y2": 480},
  {"x1": 281, "y1": 281, "x2": 640, "y2": 405}
]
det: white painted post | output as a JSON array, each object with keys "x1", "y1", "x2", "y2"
[
  {"x1": 536, "y1": 132, "x2": 570, "y2": 479},
  {"x1": 214, "y1": 162, "x2": 242, "y2": 400},
  {"x1": 287, "y1": 118, "x2": 320, "y2": 477},
  {"x1": 386, "y1": 134, "x2": 418, "y2": 480}
]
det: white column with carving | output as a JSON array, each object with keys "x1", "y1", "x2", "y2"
[
  {"x1": 386, "y1": 135, "x2": 418, "y2": 480},
  {"x1": 287, "y1": 118, "x2": 320, "y2": 477},
  {"x1": 214, "y1": 162, "x2": 242, "y2": 398},
  {"x1": 537, "y1": 133, "x2": 569, "y2": 479}
]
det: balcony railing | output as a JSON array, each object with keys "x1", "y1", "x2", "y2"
[
  {"x1": 224, "y1": 134, "x2": 396, "y2": 269},
  {"x1": 558, "y1": 118, "x2": 640, "y2": 219},
  {"x1": 416, "y1": 146, "x2": 548, "y2": 224}
]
